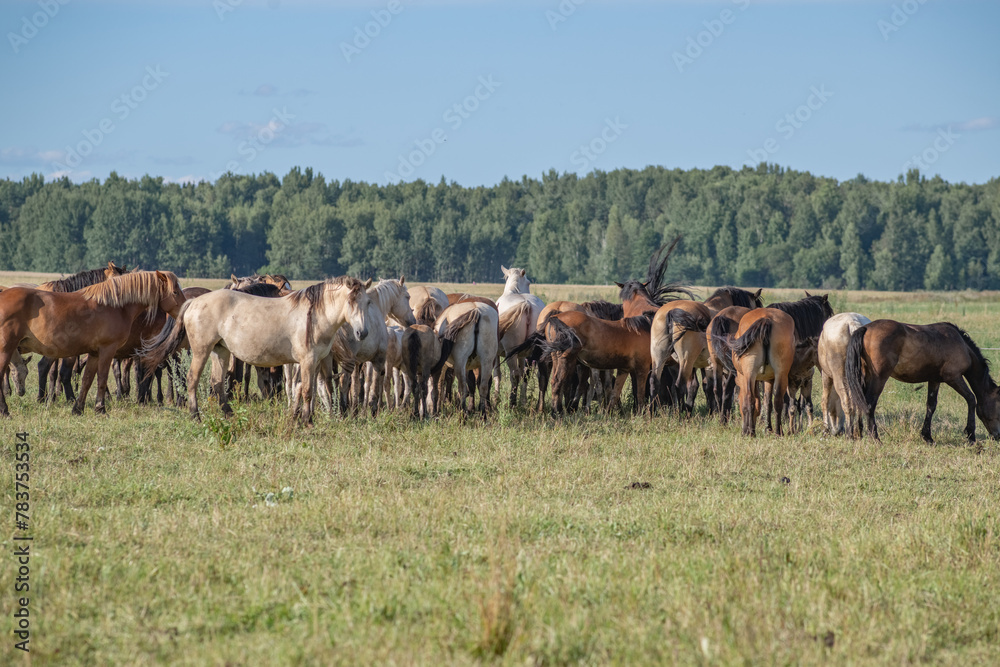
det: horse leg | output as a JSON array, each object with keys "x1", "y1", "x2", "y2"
[
  {"x1": 507, "y1": 356, "x2": 519, "y2": 408},
  {"x1": 945, "y1": 376, "x2": 978, "y2": 444},
  {"x1": 36, "y1": 356, "x2": 52, "y2": 403},
  {"x1": 773, "y1": 375, "x2": 788, "y2": 437},
  {"x1": 535, "y1": 356, "x2": 550, "y2": 412},
  {"x1": 92, "y1": 349, "x2": 118, "y2": 415},
  {"x1": 72, "y1": 355, "x2": 100, "y2": 416},
  {"x1": 608, "y1": 371, "x2": 630, "y2": 415},
  {"x1": 113, "y1": 359, "x2": 124, "y2": 400},
  {"x1": 154, "y1": 365, "x2": 164, "y2": 405},
  {"x1": 187, "y1": 348, "x2": 212, "y2": 420},
  {"x1": 299, "y1": 363, "x2": 317, "y2": 426},
  {"x1": 919, "y1": 381, "x2": 940, "y2": 444},
  {"x1": 636, "y1": 369, "x2": 650, "y2": 414},
  {"x1": 763, "y1": 381, "x2": 775, "y2": 433},
  {"x1": 0, "y1": 348, "x2": 13, "y2": 417},
  {"x1": 863, "y1": 376, "x2": 888, "y2": 442}
]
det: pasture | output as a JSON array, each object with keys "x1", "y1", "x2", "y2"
[{"x1": 2, "y1": 277, "x2": 1000, "y2": 665}]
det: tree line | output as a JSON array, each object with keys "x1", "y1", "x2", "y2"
[{"x1": 1, "y1": 164, "x2": 998, "y2": 291}]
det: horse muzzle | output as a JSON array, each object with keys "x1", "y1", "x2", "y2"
[{"x1": 355, "y1": 326, "x2": 369, "y2": 341}]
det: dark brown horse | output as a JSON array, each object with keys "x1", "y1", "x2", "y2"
[
  {"x1": 707, "y1": 305, "x2": 751, "y2": 422},
  {"x1": 0, "y1": 271, "x2": 185, "y2": 416},
  {"x1": 845, "y1": 320, "x2": 1000, "y2": 444},
  {"x1": 729, "y1": 308, "x2": 797, "y2": 437}
]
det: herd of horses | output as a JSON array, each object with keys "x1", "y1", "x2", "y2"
[{"x1": 1, "y1": 242, "x2": 999, "y2": 445}]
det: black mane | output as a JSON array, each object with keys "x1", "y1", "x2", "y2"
[
  {"x1": 234, "y1": 282, "x2": 282, "y2": 298},
  {"x1": 767, "y1": 295, "x2": 834, "y2": 340},
  {"x1": 708, "y1": 286, "x2": 763, "y2": 309},
  {"x1": 42, "y1": 266, "x2": 126, "y2": 293},
  {"x1": 582, "y1": 299, "x2": 624, "y2": 320}
]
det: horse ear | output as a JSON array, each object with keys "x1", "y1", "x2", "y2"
[
  {"x1": 364, "y1": 278, "x2": 373, "y2": 290},
  {"x1": 155, "y1": 270, "x2": 168, "y2": 283},
  {"x1": 754, "y1": 289, "x2": 762, "y2": 298},
  {"x1": 614, "y1": 281, "x2": 624, "y2": 289},
  {"x1": 230, "y1": 274, "x2": 238, "y2": 283},
  {"x1": 520, "y1": 269, "x2": 526, "y2": 277},
  {"x1": 399, "y1": 275, "x2": 405, "y2": 285},
  {"x1": 107, "y1": 261, "x2": 115, "y2": 270},
  {"x1": 501, "y1": 265, "x2": 509, "y2": 276},
  {"x1": 821, "y1": 294, "x2": 829, "y2": 303},
  {"x1": 804, "y1": 290, "x2": 812, "y2": 297}
]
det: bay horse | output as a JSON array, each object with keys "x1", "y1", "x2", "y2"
[
  {"x1": 817, "y1": 312, "x2": 871, "y2": 436},
  {"x1": 496, "y1": 266, "x2": 546, "y2": 408},
  {"x1": 541, "y1": 311, "x2": 653, "y2": 415},
  {"x1": 431, "y1": 301, "x2": 500, "y2": 415},
  {"x1": 141, "y1": 277, "x2": 372, "y2": 425},
  {"x1": 706, "y1": 305, "x2": 751, "y2": 422},
  {"x1": 650, "y1": 300, "x2": 712, "y2": 414},
  {"x1": 0, "y1": 270, "x2": 185, "y2": 417},
  {"x1": 409, "y1": 285, "x2": 449, "y2": 325},
  {"x1": 703, "y1": 286, "x2": 763, "y2": 316},
  {"x1": 845, "y1": 320, "x2": 1000, "y2": 444},
  {"x1": 729, "y1": 308, "x2": 796, "y2": 436}
]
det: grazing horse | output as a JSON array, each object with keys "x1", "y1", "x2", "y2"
[
  {"x1": 328, "y1": 277, "x2": 416, "y2": 416},
  {"x1": 141, "y1": 277, "x2": 371, "y2": 425},
  {"x1": 650, "y1": 300, "x2": 713, "y2": 414},
  {"x1": 496, "y1": 266, "x2": 546, "y2": 408},
  {"x1": 541, "y1": 311, "x2": 653, "y2": 414},
  {"x1": 729, "y1": 308, "x2": 796, "y2": 437},
  {"x1": 409, "y1": 285, "x2": 449, "y2": 325},
  {"x1": 401, "y1": 324, "x2": 444, "y2": 418},
  {"x1": 36, "y1": 262, "x2": 129, "y2": 403},
  {"x1": 432, "y1": 302, "x2": 499, "y2": 414},
  {"x1": 817, "y1": 312, "x2": 871, "y2": 436},
  {"x1": 706, "y1": 306, "x2": 751, "y2": 422},
  {"x1": 0, "y1": 271, "x2": 184, "y2": 417},
  {"x1": 844, "y1": 320, "x2": 1000, "y2": 444}
]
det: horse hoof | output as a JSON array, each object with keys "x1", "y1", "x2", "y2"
[{"x1": 71, "y1": 406, "x2": 84, "y2": 416}]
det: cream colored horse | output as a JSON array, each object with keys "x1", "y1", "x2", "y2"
[
  {"x1": 496, "y1": 266, "x2": 545, "y2": 407},
  {"x1": 817, "y1": 312, "x2": 871, "y2": 436},
  {"x1": 141, "y1": 277, "x2": 371, "y2": 425},
  {"x1": 409, "y1": 285, "x2": 449, "y2": 325},
  {"x1": 433, "y1": 302, "x2": 500, "y2": 414}
]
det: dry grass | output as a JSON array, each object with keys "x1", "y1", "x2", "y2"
[{"x1": 1, "y1": 282, "x2": 1000, "y2": 665}]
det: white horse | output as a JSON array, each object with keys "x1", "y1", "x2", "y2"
[
  {"x1": 496, "y1": 266, "x2": 545, "y2": 407},
  {"x1": 141, "y1": 277, "x2": 372, "y2": 425},
  {"x1": 817, "y1": 312, "x2": 872, "y2": 436},
  {"x1": 327, "y1": 277, "x2": 416, "y2": 416},
  {"x1": 433, "y1": 301, "x2": 499, "y2": 414}
]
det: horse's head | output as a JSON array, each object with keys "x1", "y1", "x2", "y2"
[
  {"x1": 752, "y1": 289, "x2": 764, "y2": 308},
  {"x1": 502, "y1": 266, "x2": 530, "y2": 295},
  {"x1": 155, "y1": 271, "x2": 187, "y2": 319},
  {"x1": 11, "y1": 354, "x2": 30, "y2": 397},
  {"x1": 977, "y1": 382, "x2": 1000, "y2": 440},
  {"x1": 347, "y1": 278, "x2": 373, "y2": 341},
  {"x1": 387, "y1": 276, "x2": 416, "y2": 326}
]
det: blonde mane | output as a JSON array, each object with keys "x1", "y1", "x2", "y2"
[
  {"x1": 287, "y1": 276, "x2": 366, "y2": 341},
  {"x1": 79, "y1": 271, "x2": 178, "y2": 313}
]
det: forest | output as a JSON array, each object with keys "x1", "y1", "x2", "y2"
[{"x1": 1, "y1": 163, "x2": 998, "y2": 291}]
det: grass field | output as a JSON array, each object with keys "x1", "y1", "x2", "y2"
[{"x1": 2, "y1": 277, "x2": 1000, "y2": 665}]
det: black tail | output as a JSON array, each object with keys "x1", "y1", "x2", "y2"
[
  {"x1": 507, "y1": 329, "x2": 545, "y2": 357},
  {"x1": 666, "y1": 308, "x2": 709, "y2": 358},
  {"x1": 431, "y1": 308, "x2": 482, "y2": 377},
  {"x1": 844, "y1": 325, "x2": 870, "y2": 416},
  {"x1": 541, "y1": 317, "x2": 582, "y2": 356},
  {"x1": 407, "y1": 329, "x2": 421, "y2": 378},
  {"x1": 709, "y1": 316, "x2": 738, "y2": 375},
  {"x1": 139, "y1": 308, "x2": 188, "y2": 380},
  {"x1": 730, "y1": 318, "x2": 772, "y2": 359}
]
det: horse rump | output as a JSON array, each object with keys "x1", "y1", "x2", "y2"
[
  {"x1": 541, "y1": 317, "x2": 582, "y2": 356},
  {"x1": 843, "y1": 324, "x2": 870, "y2": 416},
  {"x1": 709, "y1": 316, "x2": 738, "y2": 375},
  {"x1": 730, "y1": 318, "x2": 772, "y2": 359},
  {"x1": 498, "y1": 301, "x2": 532, "y2": 341},
  {"x1": 431, "y1": 308, "x2": 482, "y2": 374}
]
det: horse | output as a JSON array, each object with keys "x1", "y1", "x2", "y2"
[
  {"x1": 401, "y1": 324, "x2": 444, "y2": 418},
  {"x1": 0, "y1": 270, "x2": 184, "y2": 417},
  {"x1": 1, "y1": 350, "x2": 30, "y2": 398},
  {"x1": 327, "y1": 277, "x2": 415, "y2": 416},
  {"x1": 541, "y1": 311, "x2": 653, "y2": 415},
  {"x1": 650, "y1": 300, "x2": 713, "y2": 414},
  {"x1": 844, "y1": 320, "x2": 1000, "y2": 444},
  {"x1": 431, "y1": 302, "x2": 499, "y2": 415},
  {"x1": 228, "y1": 273, "x2": 292, "y2": 292},
  {"x1": 706, "y1": 305, "x2": 751, "y2": 422},
  {"x1": 496, "y1": 266, "x2": 546, "y2": 408},
  {"x1": 729, "y1": 308, "x2": 796, "y2": 437},
  {"x1": 817, "y1": 312, "x2": 871, "y2": 436},
  {"x1": 35, "y1": 262, "x2": 129, "y2": 404},
  {"x1": 140, "y1": 277, "x2": 371, "y2": 425},
  {"x1": 615, "y1": 238, "x2": 693, "y2": 318},
  {"x1": 703, "y1": 286, "x2": 763, "y2": 315},
  {"x1": 409, "y1": 285, "x2": 449, "y2": 325},
  {"x1": 785, "y1": 337, "x2": 820, "y2": 432}
]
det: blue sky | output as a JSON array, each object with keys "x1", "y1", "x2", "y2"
[{"x1": 1, "y1": 0, "x2": 997, "y2": 186}]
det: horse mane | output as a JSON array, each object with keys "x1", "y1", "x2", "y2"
[
  {"x1": 620, "y1": 313, "x2": 653, "y2": 334},
  {"x1": 234, "y1": 282, "x2": 282, "y2": 298},
  {"x1": 79, "y1": 271, "x2": 174, "y2": 314},
  {"x1": 287, "y1": 276, "x2": 365, "y2": 341},
  {"x1": 767, "y1": 295, "x2": 833, "y2": 340},
  {"x1": 618, "y1": 237, "x2": 695, "y2": 307},
  {"x1": 951, "y1": 324, "x2": 996, "y2": 390},
  {"x1": 39, "y1": 266, "x2": 126, "y2": 293},
  {"x1": 708, "y1": 286, "x2": 762, "y2": 309},
  {"x1": 583, "y1": 299, "x2": 623, "y2": 320}
]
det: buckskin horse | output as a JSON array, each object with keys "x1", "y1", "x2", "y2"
[
  {"x1": 0, "y1": 270, "x2": 185, "y2": 417},
  {"x1": 729, "y1": 307, "x2": 796, "y2": 437},
  {"x1": 844, "y1": 320, "x2": 1000, "y2": 444},
  {"x1": 650, "y1": 299, "x2": 713, "y2": 414}
]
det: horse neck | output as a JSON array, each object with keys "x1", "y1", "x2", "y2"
[
  {"x1": 965, "y1": 349, "x2": 995, "y2": 400},
  {"x1": 504, "y1": 280, "x2": 527, "y2": 296},
  {"x1": 369, "y1": 281, "x2": 399, "y2": 319}
]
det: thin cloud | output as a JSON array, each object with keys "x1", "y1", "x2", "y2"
[{"x1": 0, "y1": 146, "x2": 65, "y2": 167}]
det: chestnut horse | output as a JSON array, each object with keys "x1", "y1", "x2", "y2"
[
  {"x1": 844, "y1": 320, "x2": 1000, "y2": 444},
  {"x1": 729, "y1": 308, "x2": 796, "y2": 436},
  {"x1": 0, "y1": 270, "x2": 185, "y2": 417}
]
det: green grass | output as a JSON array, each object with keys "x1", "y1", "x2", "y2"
[{"x1": 2, "y1": 286, "x2": 1000, "y2": 665}]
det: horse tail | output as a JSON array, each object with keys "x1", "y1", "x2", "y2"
[
  {"x1": 666, "y1": 308, "x2": 708, "y2": 358},
  {"x1": 709, "y1": 316, "x2": 738, "y2": 375},
  {"x1": 406, "y1": 329, "x2": 421, "y2": 378},
  {"x1": 844, "y1": 325, "x2": 870, "y2": 416},
  {"x1": 730, "y1": 318, "x2": 771, "y2": 360},
  {"x1": 497, "y1": 301, "x2": 530, "y2": 341},
  {"x1": 430, "y1": 308, "x2": 481, "y2": 375},
  {"x1": 415, "y1": 299, "x2": 440, "y2": 325},
  {"x1": 541, "y1": 317, "x2": 582, "y2": 356},
  {"x1": 139, "y1": 301, "x2": 190, "y2": 379}
]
